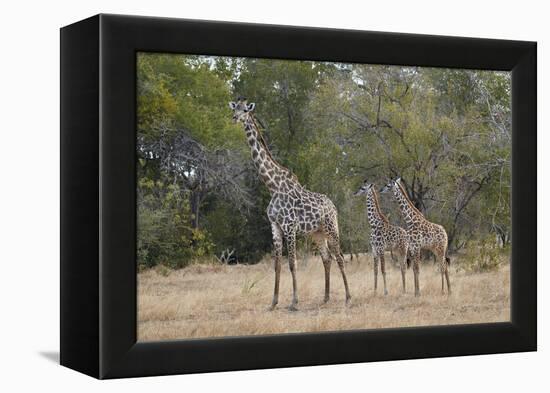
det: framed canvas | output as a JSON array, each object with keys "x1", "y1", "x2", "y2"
[{"x1": 60, "y1": 14, "x2": 536, "y2": 379}]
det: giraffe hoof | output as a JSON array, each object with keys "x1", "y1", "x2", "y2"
[
  {"x1": 384, "y1": 290, "x2": 388, "y2": 296},
  {"x1": 323, "y1": 296, "x2": 330, "y2": 304},
  {"x1": 345, "y1": 297, "x2": 352, "y2": 306},
  {"x1": 269, "y1": 303, "x2": 278, "y2": 311},
  {"x1": 288, "y1": 304, "x2": 299, "y2": 312}
]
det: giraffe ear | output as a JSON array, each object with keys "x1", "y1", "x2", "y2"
[
  {"x1": 395, "y1": 177, "x2": 401, "y2": 184},
  {"x1": 246, "y1": 103, "x2": 256, "y2": 112},
  {"x1": 229, "y1": 102, "x2": 237, "y2": 110}
]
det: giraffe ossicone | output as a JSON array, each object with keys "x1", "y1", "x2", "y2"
[{"x1": 229, "y1": 98, "x2": 352, "y2": 310}]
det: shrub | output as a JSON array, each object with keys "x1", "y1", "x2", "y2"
[
  {"x1": 461, "y1": 236, "x2": 503, "y2": 273},
  {"x1": 137, "y1": 182, "x2": 213, "y2": 270}
]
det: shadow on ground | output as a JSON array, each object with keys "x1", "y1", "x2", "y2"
[{"x1": 39, "y1": 351, "x2": 59, "y2": 364}]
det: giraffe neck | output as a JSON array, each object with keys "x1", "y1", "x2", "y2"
[
  {"x1": 243, "y1": 116, "x2": 299, "y2": 194},
  {"x1": 366, "y1": 189, "x2": 389, "y2": 228},
  {"x1": 392, "y1": 182, "x2": 424, "y2": 228}
]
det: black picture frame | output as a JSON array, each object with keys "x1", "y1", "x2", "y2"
[{"x1": 60, "y1": 14, "x2": 536, "y2": 379}]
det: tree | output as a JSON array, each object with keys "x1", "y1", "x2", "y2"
[
  {"x1": 304, "y1": 65, "x2": 510, "y2": 251},
  {"x1": 136, "y1": 53, "x2": 511, "y2": 267}
]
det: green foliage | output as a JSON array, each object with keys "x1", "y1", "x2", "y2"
[
  {"x1": 202, "y1": 179, "x2": 273, "y2": 263},
  {"x1": 137, "y1": 53, "x2": 511, "y2": 269},
  {"x1": 137, "y1": 53, "x2": 243, "y2": 149},
  {"x1": 233, "y1": 59, "x2": 333, "y2": 172},
  {"x1": 304, "y1": 65, "x2": 511, "y2": 251},
  {"x1": 461, "y1": 236, "x2": 505, "y2": 273},
  {"x1": 137, "y1": 180, "x2": 213, "y2": 269}
]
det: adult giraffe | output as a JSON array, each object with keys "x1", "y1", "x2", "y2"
[{"x1": 229, "y1": 98, "x2": 351, "y2": 310}]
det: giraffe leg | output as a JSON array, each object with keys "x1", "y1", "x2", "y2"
[
  {"x1": 444, "y1": 256, "x2": 452, "y2": 295},
  {"x1": 380, "y1": 254, "x2": 388, "y2": 296},
  {"x1": 412, "y1": 252, "x2": 421, "y2": 297},
  {"x1": 312, "y1": 234, "x2": 332, "y2": 303},
  {"x1": 399, "y1": 248, "x2": 407, "y2": 294},
  {"x1": 269, "y1": 223, "x2": 283, "y2": 311},
  {"x1": 373, "y1": 254, "x2": 379, "y2": 294},
  {"x1": 286, "y1": 230, "x2": 299, "y2": 311},
  {"x1": 322, "y1": 256, "x2": 331, "y2": 303},
  {"x1": 328, "y1": 237, "x2": 352, "y2": 305}
]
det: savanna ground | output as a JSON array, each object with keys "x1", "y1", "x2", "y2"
[{"x1": 138, "y1": 252, "x2": 509, "y2": 341}]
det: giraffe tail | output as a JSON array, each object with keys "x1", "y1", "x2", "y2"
[
  {"x1": 445, "y1": 256, "x2": 451, "y2": 265},
  {"x1": 406, "y1": 257, "x2": 411, "y2": 269}
]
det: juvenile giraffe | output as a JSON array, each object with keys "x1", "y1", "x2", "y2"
[
  {"x1": 229, "y1": 98, "x2": 351, "y2": 310},
  {"x1": 355, "y1": 180, "x2": 409, "y2": 294},
  {"x1": 381, "y1": 178, "x2": 451, "y2": 296}
]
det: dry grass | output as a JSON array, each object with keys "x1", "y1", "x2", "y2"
[{"x1": 137, "y1": 253, "x2": 510, "y2": 341}]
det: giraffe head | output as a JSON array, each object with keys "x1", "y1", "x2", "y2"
[
  {"x1": 229, "y1": 97, "x2": 256, "y2": 123},
  {"x1": 354, "y1": 179, "x2": 375, "y2": 196},
  {"x1": 380, "y1": 178, "x2": 400, "y2": 194}
]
